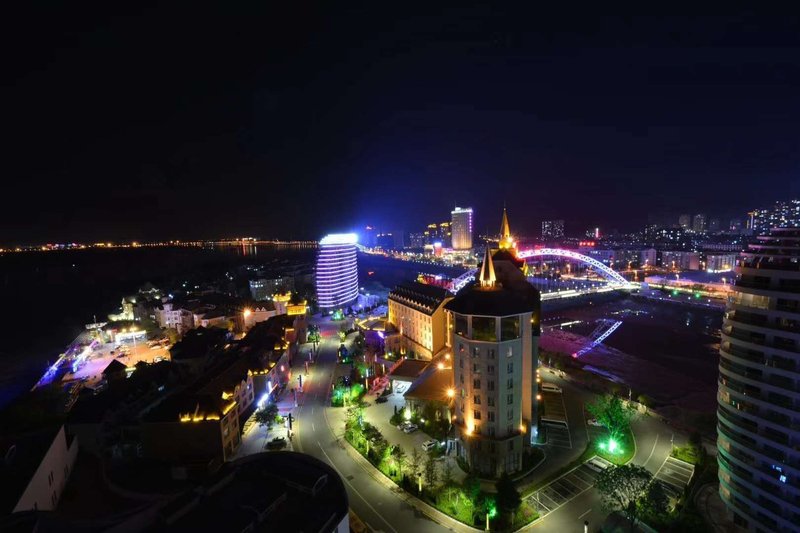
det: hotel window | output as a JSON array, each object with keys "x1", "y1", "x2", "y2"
[
  {"x1": 507, "y1": 362, "x2": 513, "y2": 373},
  {"x1": 473, "y1": 363, "x2": 480, "y2": 373},
  {"x1": 507, "y1": 410, "x2": 513, "y2": 420},
  {"x1": 474, "y1": 394, "x2": 481, "y2": 405},
  {"x1": 488, "y1": 380, "x2": 495, "y2": 391},
  {"x1": 455, "y1": 314, "x2": 468, "y2": 337},
  {"x1": 507, "y1": 378, "x2": 513, "y2": 389},
  {"x1": 488, "y1": 411, "x2": 495, "y2": 422},
  {"x1": 488, "y1": 349, "x2": 496, "y2": 359},
  {"x1": 459, "y1": 359, "x2": 463, "y2": 368},
  {"x1": 472, "y1": 346, "x2": 480, "y2": 357},
  {"x1": 473, "y1": 379, "x2": 481, "y2": 389},
  {"x1": 487, "y1": 396, "x2": 495, "y2": 407},
  {"x1": 488, "y1": 427, "x2": 496, "y2": 437},
  {"x1": 487, "y1": 365, "x2": 495, "y2": 374},
  {"x1": 474, "y1": 410, "x2": 482, "y2": 420},
  {"x1": 472, "y1": 316, "x2": 497, "y2": 341},
  {"x1": 506, "y1": 346, "x2": 513, "y2": 357},
  {"x1": 501, "y1": 316, "x2": 520, "y2": 341},
  {"x1": 507, "y1": 394, "x2": 513, "y2": 405}
]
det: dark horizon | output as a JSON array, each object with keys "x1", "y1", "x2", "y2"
[{"x1": 3, "y1": 6, "x2": 800, "y2": 244}]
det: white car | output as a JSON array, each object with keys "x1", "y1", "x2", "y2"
[
  {"x1": 403, "y1": 424, "x2": 418, "y2": 434},
  {"x1": 541, "y1": 383, "x2": 562, "y2": 394},
  {"x1": 422, "y1": 439, "x2": 438, "y2": 451},
  {"x1": 587, "y1": 418, "x2": 603, "y2": 427}
]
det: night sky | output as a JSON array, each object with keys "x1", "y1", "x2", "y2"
[{"x1": 3, "y1": 5, "x2": 800, "y2": 244}]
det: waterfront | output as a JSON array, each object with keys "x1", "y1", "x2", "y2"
[{"x1": 0, "y1": 245, "x2": 315, "y2": 407}]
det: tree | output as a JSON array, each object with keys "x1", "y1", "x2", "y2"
[
  {"x1": 595, "y1": 464, "x2": 653, "y2": 531},
  {"x1": 409, "y1": 448, "x2": 423, "y2": 487},
  {"x1": 441, "y1": 458, "x2": 454, "y2": 488},
  {"x1": 424, "y1": 451, "x2": 439, "y2": 488},
  {"x1": 495, "y1": 473, "x2": 522, "y2": 521},
  {"x1": 587, "y1": 394, "x2": 637, "y2": 442},
  {"x1": 392, "y1": 446, "x2": 407, "y2": 478},
  {"x1": 643, "y1": 481, "x2": 669, "y2": 517},
  {"x1": 255, "y1": 402, "x2": 279, "y2": 430}
]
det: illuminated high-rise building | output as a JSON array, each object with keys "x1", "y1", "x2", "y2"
[
  {"x1": 316, "y1": 233, "x2": 359, "y2": 309},
  {"x1": 451, "y1": 207, "x2": 473, "y2": 250},
  {"x1": 541, "y1": 219, "x2": 564, "y2": 240},
  {"x1": 749, "y1": 200, "x2": 800, "y2": 235},
  {"x1": 678, "y1": 214, "x2": 691, "y2": 229},
  {"x1": 693, "y1": 213, "x2": 707, "y2": 233},
  {"x1": 718, "y1": 227, "x2": 800, "y2": 531}
]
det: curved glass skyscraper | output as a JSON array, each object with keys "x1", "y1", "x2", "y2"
[
  {"x1": 316, "y1": 233, "x2": 359, "y2": 310},
  {"x1": 718, "y1": 227, "x2": 800, "y2": 531}
]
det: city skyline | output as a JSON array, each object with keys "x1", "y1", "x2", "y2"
[{"x1": 4, "y1": 7, "x2": 800, "y2": 244}]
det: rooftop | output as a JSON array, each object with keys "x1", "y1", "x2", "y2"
[
  {"x1": 445, "y1": 259, "x2": 540, "y2": 317},
  {"x1": 388, "y1": 281, "x2": 451, "y2": 315},
  {"x1": 404, "y1": 366, "x2": 454, "y2": 403},
  {"x1": 389, "y1": 358, "x2": 431, "y2": 380},
  {"x1": 155, "y1": 452, "x2": 348, "y2": 532}
]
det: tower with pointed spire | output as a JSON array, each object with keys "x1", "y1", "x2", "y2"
[
  {"x1": 445, "y1": 243, "x2": 541, "y2": 477},
  {"x1": 498, "y1": 207, "x2": 515, "y2": 251},
  {"x1": 478, "y1": 247, "x2": 497, "y2": 289}
]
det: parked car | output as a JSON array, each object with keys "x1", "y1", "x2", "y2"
[
  {"x1": 402, "y1": 424, "x2": 418, "y2": 434},
  {"x1": 587, "y1": 418, "x2": 603, "y2": 427},
  {"x1": 422, "y1": 439, "x2": 438, "y2": 451}
]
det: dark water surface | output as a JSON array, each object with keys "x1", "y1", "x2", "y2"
[{"x1": 0, "y1": 245, "x2": 314, "y2": 407}]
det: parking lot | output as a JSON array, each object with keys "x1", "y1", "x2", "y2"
[
  {"x1": 654, "y1": 456, "x2": 695, "y2": 499},
  {"x1": 527, "y1": 460, "x2": 609, "y2": 516},
  {"x1": 542, "y1": 422, "x2": 572, "y2": 449},
  {"x1": 540, "y1": 390, "x2": 567, "y2": 425}
]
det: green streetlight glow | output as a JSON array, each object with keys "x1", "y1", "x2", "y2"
[{"x1": 487, "y1": 504, "x2": 497, "y2": 519}]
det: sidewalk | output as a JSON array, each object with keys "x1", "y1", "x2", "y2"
[
  {"x1": 695, "y1": 483, "x2": 740, "y2": 533},
  {"x1": 235, "y1": 382, "x2": 299, "y2": 459}
]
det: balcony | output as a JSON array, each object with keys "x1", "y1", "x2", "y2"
[
  {"x1": 718, "y1": 406, "x2": 758, "y2": 433},
  {"x1": 721, "y1": 343, "x2": 766, "y2": 365},
  {"x1": 720, "y1": 360, "x2": 763, "y2": 382},
  {"x1": 741, "y1": 260, "x2": 800, "y2": 272}
]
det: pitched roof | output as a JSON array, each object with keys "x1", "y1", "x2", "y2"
[
  {"x1": 388, "y1": 282, "x2": 450, "y2": 315},
  {"x1": 404, "y1": 366, "x2": 453, "y2": 403},
  {"x1": 102, "y1": 359, "x2": 127, "y2": 375}
]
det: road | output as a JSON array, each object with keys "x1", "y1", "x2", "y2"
[
  {"x1": 291, "y1": 318, "x2": 453, "y2": 533},
  {"x1": 253, "y1": 317, "x2": 682, "y2": 533}
]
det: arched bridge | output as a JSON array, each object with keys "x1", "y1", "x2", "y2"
[
  {"x1": 450, "y1": 248, "x2": 634, "y2": 293},
  {"x1": 516, "y1": 248, "x2": 630, "y2": 285}
]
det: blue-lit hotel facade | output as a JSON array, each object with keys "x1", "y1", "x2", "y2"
[{"x1": 316, "y1": 233, "x2": 359, "y2": 310}]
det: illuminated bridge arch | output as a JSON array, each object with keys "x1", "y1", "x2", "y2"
[{"x1": 517, "y1": 248, "x2": 630, "y2": 285}]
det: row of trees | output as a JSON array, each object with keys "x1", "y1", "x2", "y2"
[{"x1": 344, "y1": 405, "x2": 526, "y2": 529}]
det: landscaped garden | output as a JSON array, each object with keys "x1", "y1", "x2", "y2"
[{"x1": 345, "y1": 404, "x2": 540, "y2": 531}]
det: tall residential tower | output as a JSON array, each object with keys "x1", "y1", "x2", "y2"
[{"x1": 718, "y1": 227, "x2": 800, "y2": 531}]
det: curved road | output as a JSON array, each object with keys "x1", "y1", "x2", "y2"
[
  {"x1": 289, "y1": 319, "x2": 680, "y2": 533},
  {"x1": 291, "y1": 319, "x2": 452, "y2": 533}
]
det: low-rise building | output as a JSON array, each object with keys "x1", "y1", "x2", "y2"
[
  {"x1": 0, "y1": 426, "x2": 79, "y2": 515},
  {"x1": 661, "y1": 250, "x2": 701, "y2": 270},
  {"x1": 387, "y1": 282, "x2": 452, "y2": 360}
]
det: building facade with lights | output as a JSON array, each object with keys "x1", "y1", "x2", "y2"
[
  {"x1": 446, "y1": 248, "x2": 541, "y2": 477},
  {"x1": 749, "y1": 199, "x2": 800, "y2": 235},
  {"x1": 541, "y1": 219, "x2": 565, "y2": 240},
  {"x1": 387, "y1": 282, "x2": 453, "y2": 360},
  {"x1": 316, "y1": 234, "x2": 359, "y2": 310},
  {"x1": 718, "y1": 227, "x2": 800, "y2": 531},
  {"x1": 451, "y1": 207, "x2": 473, "y2": 250}
]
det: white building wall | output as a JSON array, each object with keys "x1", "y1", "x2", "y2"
[{"x1": 13, "y1": 426, "x2": 78, "y2": 513}]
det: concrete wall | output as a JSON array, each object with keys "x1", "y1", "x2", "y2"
[{"x1": 13, "y1": 426, "x2": 79, "y2": 513}]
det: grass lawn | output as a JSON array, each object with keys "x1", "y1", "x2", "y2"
[
  {"x1": 591, "y1": 428, "x2": 635, "y2": 465},
  {"x1": 671, "y1": 444, "x2": 702, "y2": 465}
]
